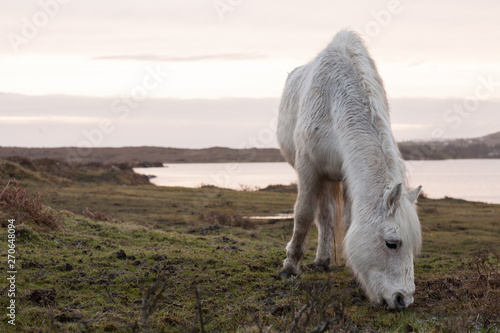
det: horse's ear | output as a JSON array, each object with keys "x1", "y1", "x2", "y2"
[
  {"x1": 385, "y1": 183, "x2": 402, "y2": 213},
  {"x1": 408, "y1": 185, "x2": 422, "y2": 202}
]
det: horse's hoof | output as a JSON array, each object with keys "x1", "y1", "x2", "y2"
[
  {"x1": 279, "y1": 267, "x2": 298, "y2": 278},
  {"x1": 306, "y1": 260, "x2": 329, "y2": 272}
]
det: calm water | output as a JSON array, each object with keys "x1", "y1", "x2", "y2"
[{"x1": 134, "y1": 159, "x2": 500, "y2": 204}]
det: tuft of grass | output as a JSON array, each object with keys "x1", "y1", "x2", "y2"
[
  {"x1": 259, "y1": 183, "x2": 298, "y2": 193},
  {"x1": 139, "y1": 277, "x2": 168, "y2": 333},
  {"x1": 82, "y1": 207, "x2": 112, "y2": 222},
  {"x1": 287, "y1": 276, "x2": 346, "y2": 333}
]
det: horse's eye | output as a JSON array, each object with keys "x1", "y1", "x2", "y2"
[{"x1": 385, "y1": 240, "x2": 400, "y2": 250}]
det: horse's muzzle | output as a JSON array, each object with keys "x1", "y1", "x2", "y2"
[{"x1": 392, "y1": 292, "x2": 413, "y2": 309}]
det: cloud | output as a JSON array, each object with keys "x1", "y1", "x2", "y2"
[
  {"x1": 1, "y1": 92, "x2": 499, "y2": 148},
  {"x1": 0, "y1": 116, "x2": 102, "y2": 125},
  {"x1": 92, "y1": 53, "x2": 269, "y2": 62},
  {"x1": 391, "y1": 123, "x2": 431, "y2": 130}
]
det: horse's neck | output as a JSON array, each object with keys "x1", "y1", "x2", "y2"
[{"x1": 343, "y1": 138, "x2": 405, "y2": 210}]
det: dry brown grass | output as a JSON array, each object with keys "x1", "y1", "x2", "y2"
[
  {"x1": 0, "y1": 179, "x2": 59, "y2": 229},
  {"x1": 198, "y1": 211, "x2": 256, "y2": 230},
  {"x1": 414, "y1": 248, "x2": 500, "y2": 331}
]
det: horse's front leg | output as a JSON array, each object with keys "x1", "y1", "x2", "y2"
[{"x1": 280, "y1": 171, "x2": 318, "y2": 278}]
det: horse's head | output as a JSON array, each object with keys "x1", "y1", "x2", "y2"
[{"x1": 344, "y1": 183, "x2": 422, "y2": 309}]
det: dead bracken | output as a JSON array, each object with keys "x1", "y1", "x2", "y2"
[{"x1": 0, "y1": 180, "x2": 59, "y2": 229}]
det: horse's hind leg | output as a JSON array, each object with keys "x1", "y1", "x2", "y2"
[
  {"x1": 280, "y1": 165, "x2": 319, "y2": 278},
  {"x1": 310, "y1": 181, "x2": 336, "y2": 271}
]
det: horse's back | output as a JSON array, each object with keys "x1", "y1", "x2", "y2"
[
  {"x1": 278, "y1": 30, "x2": 375, "y2": 176},
  {"x1": 277, "y1": 65, "x2": 308, "y2": 168},
  {"x1": 277, "y1": 30, "x2": 388, "y2": 178}
]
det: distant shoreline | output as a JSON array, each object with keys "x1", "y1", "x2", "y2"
[{"x1": 1, "y1": 132, "x2": 500, "y2": 165}]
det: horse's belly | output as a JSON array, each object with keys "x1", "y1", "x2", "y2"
[
  {"x1": 299, "y1": 129, "x2": 344, "y2": 180},
  {"x1": 313, "y1": 142, "x2": 343, "y2": 181}
]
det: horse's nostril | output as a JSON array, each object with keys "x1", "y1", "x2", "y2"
[{"x1": 393, "y1": 293, "x2": 405, "y2": 309}]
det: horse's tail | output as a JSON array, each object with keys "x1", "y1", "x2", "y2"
[{"x1": 331, "y1": 180, "x2": 345, "y2": 266}]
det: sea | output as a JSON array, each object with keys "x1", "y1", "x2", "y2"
[{"x1": 134, "y1": 159, "x2": 500, "y2": 204}]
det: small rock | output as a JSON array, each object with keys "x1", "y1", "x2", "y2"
[
  {"x1": 263, "y1": 298, "x2": 275, "y2": 306},
  {"x1": 28, "y1": 289, "x2": 56, "y2": 306},
  {"x1": 352, "y1": 297, "x2": 362, "y2": 305},
  {"x1": 152, "y1": 254, "x2": 167, "y2": 261},
  {"x1": 271, "y1": 305, "x2": 291, "y2": 316},
  {"x1": 115, "y1": 249, "x2": 127, "y2": 259},
  {"x1": 55, "y1": 312, "x2": 83, "y2": 323},
  {"x1": 60, "y1": 263, "x2": 74, "y2": 272},
  {"x1": 132, "y1": 260, "x2": 141, "y2": 266},
  {"x1": 223, "y1": 245, "x2": 238, "y2": 251}
]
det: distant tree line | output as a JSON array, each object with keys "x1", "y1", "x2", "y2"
[{"x1": 398, "y1": 142, "x2": 500, "y2": 160}]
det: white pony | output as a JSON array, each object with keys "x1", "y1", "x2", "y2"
[{"x1": 277, "y1": 30, "x2": 422, "y2": 309}]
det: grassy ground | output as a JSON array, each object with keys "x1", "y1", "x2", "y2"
[{"x1": 1, "y1": 160, "x2": 499, "y2": 332}]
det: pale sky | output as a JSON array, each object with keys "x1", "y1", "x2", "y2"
[{"x1": 1, "y1": 0, "x2": 500, "y2": 148}]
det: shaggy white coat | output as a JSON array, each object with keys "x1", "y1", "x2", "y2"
[{"x1": 277, "y1": 29, "x2": 422, "y2": 309}]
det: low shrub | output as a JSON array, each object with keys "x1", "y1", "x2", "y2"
[{"x1": 0, "y1": 180, "x2": 59, "y2": 229}]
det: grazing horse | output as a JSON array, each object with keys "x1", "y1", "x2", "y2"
[{"x1": 277, "y1": 30, "x2": 422, "y2": 309}]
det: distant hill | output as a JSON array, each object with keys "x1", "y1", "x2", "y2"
[
  {"x1": 0, "y1": 146, "x2": 286, "y2": 165},
  {"x1": 1, "y1": 131, "x2": 499, "y2": 164},
  {"x1": 0, "y1": 156, "x2": 150, "y2": 185},
  {"x1": 399, "y1": 131, "x2": 500, "y2": 160},
  {"x1": 470, "y1": 131, "x2": 500, "y2": 146}
]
